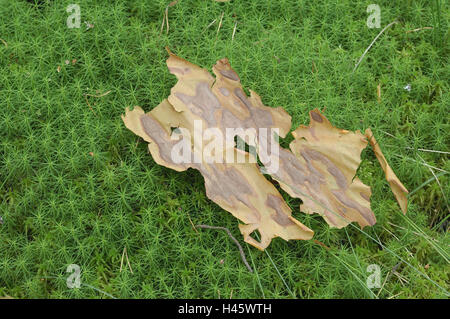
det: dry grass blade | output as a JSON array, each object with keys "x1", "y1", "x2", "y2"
[
  {"x1": 232, "y1": 21, "x2": 237, "y2": 41},
  {"x1": 120, "y1": 247, "x2": 125, "y2": 272},
  {"x1": 312, "y1": 61, "x2": 318, "y2": 73},
  {"x1": 217, "y1": 12, "x2": 224, "y2": 37},
  {"x1": 380, "y1": 131, "x2": 450, "y2": 155},
  {"x1": 120, "y1": 247, "x2": 133, "y2": 273},
  {"x1": 202, "y1": 18, "x2": 217, "y2": 33},
  {"x1": 406, "y1": 26, "x2": 432, "y2": 33},
  {"x1": 165, "y1": 7, "x2": 169, "y2": 34},
  {"x1": 391, "y1": 154, "x2": 449, "y2": 174},
  {"x1": 387, "y1": 222, "x2": 439, "y2": 243},
  {"x1": 377, "y1": 83, "x2": 381, "y2": 102},
  {"x1": 353, "y1": 20, "x2": 398, "y2": 72},
  {"x1": 417, "y1": 154, "x2": 449, "y2": 214},
  {"x1": 376, "y1": 262, "x2": 401, "y2": 297},
  {"x1": 85, "y1": 90, "x2": 112, "y2": 98},
  {"x1": 126, "y1": 248, "x2": 133, "y2": 274},
  {"x1": 417, "y1": 147, "x2": 446, "y2": 155},
  {"x1": 388, "y1": 291, "x2": 404, "y2": 299},
  {"x1": 160, "y1": 14, "x2": 165, "y2": 35},
  {"x1": 414, "y1": 148, "x2": 450, "y2": 155}
]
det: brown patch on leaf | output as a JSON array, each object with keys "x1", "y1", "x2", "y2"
[{"x1": 274, "y1": 109, "x2": 376, "y2": 229}]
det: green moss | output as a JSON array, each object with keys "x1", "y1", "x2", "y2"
[{"x1": 0, "y1": 0, "x2": 448, "y2": 298}]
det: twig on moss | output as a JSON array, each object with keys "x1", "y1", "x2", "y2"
[
  {"x1": 187, "y1": 213, "x2": 199, "y2": 234},
  {"x1": 196, "y1": 224, "x2": 253, "y2": 272},
  {"x1": 165, "y1": 1, "x2": 178, "y2": 35},
  {"x1": 83, "y1": 94, "x2": 97, "y2": 116}
]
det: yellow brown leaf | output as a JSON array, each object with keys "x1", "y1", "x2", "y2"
[{"x1": 365, "y1": 128, "x2": 408, "y2": 213}]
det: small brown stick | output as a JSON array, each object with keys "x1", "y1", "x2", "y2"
[
  {"x1": 83, "y1": 90, "x2": 111, "y2": 116},
  {"x1": 83, "y1": 94, "x2": 97, "y2": 116},
  {"x1": 187, "y1": 213, "x2": 199, "y2": 234},
  {"x1": 313, "y1": 239, "x2": 330, "y2": 250},
  {"x1": 0, "y1": 38, "x2": 7, "y2": 48},
  {"x1": 406, "y1": 26, "x2": 432, "y2": 33},
  {"x1": 196, "y1": 224, "x2": 253, "y2": 272},
  {"x1": 165, "y1": 1, "x2": 178, "y2": 35}
]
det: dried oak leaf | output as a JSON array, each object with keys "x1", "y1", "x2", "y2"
[{"x1": 122, "y1": 50, "x2": 313, "y2": 250}]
